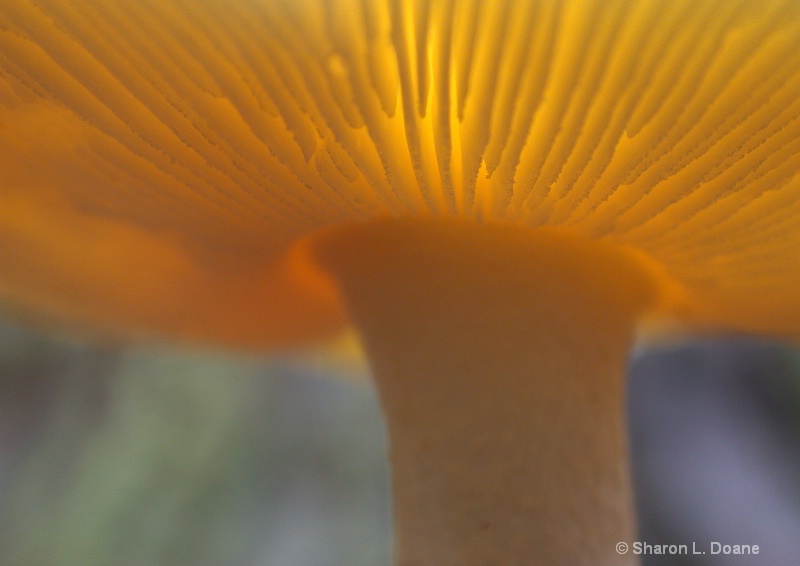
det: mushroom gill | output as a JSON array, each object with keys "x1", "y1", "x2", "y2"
[{"x1": 2, "y1": 0, "x2": 800, "y2": 564}]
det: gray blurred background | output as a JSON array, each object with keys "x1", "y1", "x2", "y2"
[{"x1": 1, "y1": 320, "x2": 799, "y2": 565}]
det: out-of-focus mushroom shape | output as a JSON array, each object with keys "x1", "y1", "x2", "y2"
[{"x1": 2, "y1": 1, "x2": 800, "y2": 564}]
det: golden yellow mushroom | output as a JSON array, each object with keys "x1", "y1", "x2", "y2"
[{"x1": 2, "y1": 0, "x2": 799, "y2": 564}]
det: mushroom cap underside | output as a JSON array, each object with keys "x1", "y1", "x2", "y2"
[{"x1": 1, "y1": 0, "x2": 800, "y2": 348}]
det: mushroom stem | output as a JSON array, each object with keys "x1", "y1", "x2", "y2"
[{"x1": 314, "y1": 217, "x2": 655, "y2": 565}]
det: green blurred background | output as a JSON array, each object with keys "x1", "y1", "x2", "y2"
[
  {"x1": 0, "y1": 322, "x2": 389, "y2": 565},
  {"x1": 1, "y1": 320, "x2": 799, "y2": 565}
]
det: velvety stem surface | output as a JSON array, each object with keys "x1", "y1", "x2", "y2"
[{"x1": 314, "y1": 218, "x2": 656, "y2": 566}]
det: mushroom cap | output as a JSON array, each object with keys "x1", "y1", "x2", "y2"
[{"x1": 1, "y1": 0, "x2": 800, "y2": 347}]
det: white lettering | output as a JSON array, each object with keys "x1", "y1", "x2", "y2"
[
  {"x1": 632, "y1": 542, "x2": 687, "y2": 555},
  {"x1": 710, "y1": 542, "x2": 759, "y2": 555}
]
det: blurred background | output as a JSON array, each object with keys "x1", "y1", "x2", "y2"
[{"x1": 1, "y1": 319, "x2": 799, "y2": 565}]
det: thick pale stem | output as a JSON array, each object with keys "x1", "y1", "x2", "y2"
[{"x1": 314, "y1": 218, "x2": 656, "y2": 565}]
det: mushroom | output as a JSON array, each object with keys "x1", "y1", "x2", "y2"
[{"x1": 1, "y1": 0, "x2": 799, "y2": 564}]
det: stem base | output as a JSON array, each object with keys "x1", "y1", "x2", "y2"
[{"x1": 314, "y1": 218, "x2": 654, "y2": 565}]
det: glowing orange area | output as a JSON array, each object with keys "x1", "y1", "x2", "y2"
[{"x1": 1, "y1": 0, "x2": 799, "y2": 345}]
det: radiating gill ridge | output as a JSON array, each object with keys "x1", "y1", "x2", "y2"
[{"x1": 1, "y1": 0, "x2": 800, "y2": 287}]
